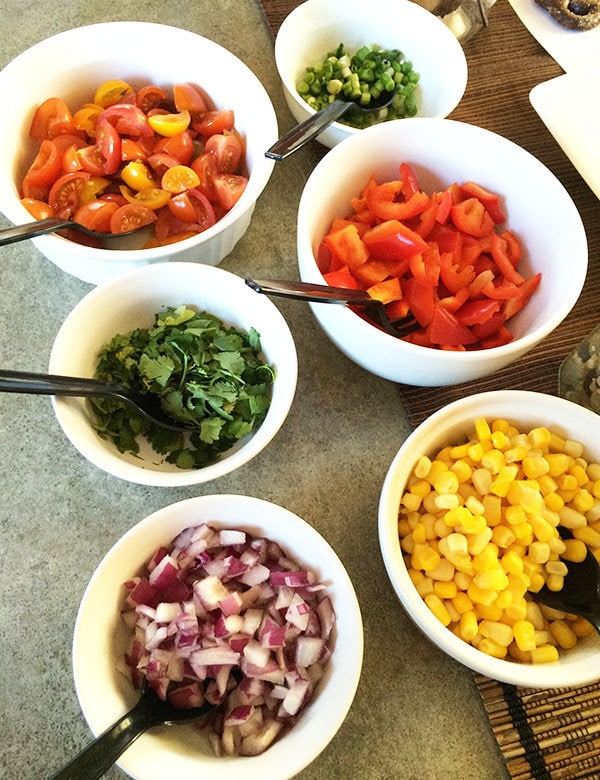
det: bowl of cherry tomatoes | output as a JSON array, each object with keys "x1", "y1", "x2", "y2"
[{"x1": 0, "y1": 22, "x2": 278, "y2": 284}]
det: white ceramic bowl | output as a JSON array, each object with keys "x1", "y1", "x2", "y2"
[
  {"x1": 0, "y1": 22, "x2": 277, "y2": 285},
  {"x1": 378, "y1": 390, "x2": 600, "y2": 688},
  {"x1": 297, "y1": 117, "x2": 587, "y2": 386},
  {"x1": 48, "y1": 262, "x2": 297, "y2": 487},
  {"x1": 73, "y1": 494, "x2": 363, "y2": 780},
  {"x1": 275, "y1": 0, "x2": 468, "y2": 149}
]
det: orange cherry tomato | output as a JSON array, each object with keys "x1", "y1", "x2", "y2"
[
  {"x1": 148, "y1": 109, "x2": 191, "y2": 137},
  {"x1": 20, "y1": 197, "x2": 56, "y2": 220},
  {"x1": 135, "y1": 85, "x2": 169, "y2": 114},
  {"x1": 161, "y1": 165, "x2": 200, "y2": 194},
  {"x1": 153, "y1": 131, "x2": 194, "y2": 165},
  {"x1": 72, "y1": 103, "x2": 103, "y2": 136},
  {"x1": 94, "y1": 79, "x2": 134, "y2": 108},
  {"x1": 173, "y1": 83, "x2": 210, "y2": 113},
  {"x1": 21, "y1": 139, "x2": 61, "y2": 189},
  {"x1": 29, "y1": 97, "x2": 75, "y2": 140}
]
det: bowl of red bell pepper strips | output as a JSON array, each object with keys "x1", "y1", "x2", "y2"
[{"x1": 297, "y1": 117, "x2": 587, "y2": 386}]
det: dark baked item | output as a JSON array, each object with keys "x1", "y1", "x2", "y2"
[{"x1": 535, "y1": 0, "x2": 600, "y2": 30}]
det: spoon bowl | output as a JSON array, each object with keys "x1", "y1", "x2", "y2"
[
  {"x1": 0, "y1": 370, "x2": 192, "y2": 432},
  {"x1": 0, "y1": 216, "x2": 150, "y2": 247},
  {"x1": 245, "y1": 278, "x2": 418, "y2": 337},
  {"x1": 532, "y1": 529, "x2": 600, "y2": 634},
  {"x1": 49, "y1": 678, "x2": 221, "y2": 780},
  {"x1": 265, "y1": 91, "x2": 395, "y2": 161}
]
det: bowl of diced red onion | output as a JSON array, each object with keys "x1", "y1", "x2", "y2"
[{"x1": 72, "y1": 494, "x2": 363, "y2": 779}]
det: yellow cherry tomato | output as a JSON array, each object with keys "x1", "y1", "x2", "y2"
[
  {"x1": 161, "y1": 165, "x2": 200, "y2": 194},
  {"x1": 121, "y1": 161, "x2": 158, "y2": 192},
  {"x1": 148, "y1": 109, "x2": 191, "y2": 137},
  {"x1": 119, "y1": 185, "x2": 172, "y2": 210},
  {"x1": 72, "y1": 103, "x2": 104, "y2": 136},
  {"x1": 94, "y1": 79, "x2": 134, "y2": 108}
]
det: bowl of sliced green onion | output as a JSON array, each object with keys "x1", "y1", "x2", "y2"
[{"x1": 274, "y1": 0, "x2": 468, "y2": 150}]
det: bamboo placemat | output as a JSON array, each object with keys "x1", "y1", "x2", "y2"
[{"x1": 258, "y1": 1, "x2": 600, "y2": 777}]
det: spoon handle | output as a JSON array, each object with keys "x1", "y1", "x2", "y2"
[
  {"x1": 0, "y1": 370, "x2": 120, "y2": 398},
  {"x1": 48, "y1": 703, "x2": 155, "y2": 780},
  {"x1": 265, "y1": 100, "x2": 351, "y2": 160},
  {"x1": 246, "y1": 277, "x2": 371, "y2": 305},
  {"x1": 0, "y1": 217, "x2": 73, "y2": 246}
]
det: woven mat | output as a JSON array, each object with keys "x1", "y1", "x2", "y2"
[{"x1": 258, "y1": 2, "x2": 600, "y2": 777}]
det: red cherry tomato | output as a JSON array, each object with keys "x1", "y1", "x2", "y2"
[
  {"x1": 21, "y1": 139, "x2": 61, "y2": 190},
  {"x1": 173, "y1": 83, "x2": 210, "y2": 113},
  {"x1": 109, "y1": 203, "x2": 157, "y2": 234},
  {"x1": 213, "y1": 173, "x2": 248, "y2": 211},
  {"x1": 73, "y1": 199, "x2": 119, "y2": 233},
  {"x1": 29, "y1": 97, "x2": 75, "y2": 140},
  {"x1": 99, "y1": 104, "x2": 153, "y2": 137},
  {"x1": 192, "y1": 110, "x2": 235, "y2": 136},
  {"x1": 204, "y1": 133, "x2": 243, "y2": 173},
  {"x1": 135, "y1": 85, "x2": 169, "y2": 114},
  {"x1": 153, "y1": 130, "x2": 194, "y2": 165}
]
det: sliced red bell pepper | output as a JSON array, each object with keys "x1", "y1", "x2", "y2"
[
  {"x1": 367, "y1": 186, "x2": 430, "y2": 221},
  {"x1": 450, "y1": 197, "x2": 495, "y2": 238},
  {"x1": 323, "y1": 267, "x2": 360, "y2": 289},
  {"x1": 353, "y1": 258, "x2": 390, "y2": 287},
  {"x1": 410, "y1": 245, "x2": 441, "y2": 287},
  {"x1": 403, "y1": 276, "x2": 435, "y2": 327},
  {"x1": 400, "y1": 161, "x2": 420, "y2": 199},
  {"x1": 367, "y1": 276, "x2": 402, "y2": 304},
  {"x1": 324, "y1": 223, "x2": 369, "y2": 271},
  {"x1": 503, "y1": 272, "x2": 542, "y2": 320},
  {"x1": 362, "y1": 219, "x2": 428, "y2": 261},
  {"x1": 490, "y1": 232, "x2": 525, "y2": 286},
  {"x1": 460, "y1": 181, "x2": 506, "y2": 224},
  {"x1": 456, "y1": 298, "x2": 501, "y2": 327},
  {"x1": 429, "y1": 304, "x2": 478, "y2": 346},
  {"x1": 470, "y1": 311, "x2": 507, "y2": 340},
  {"x1": 439, "y1": 252, "x2": 476, "y2": 295}
]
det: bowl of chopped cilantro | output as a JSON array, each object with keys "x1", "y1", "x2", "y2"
[
  {"x1": 48, "y1": 262, "x2": 298, "y2": 486},
  {"x1": 274, "y1": 0, "x2": 468, "y2": 150}
]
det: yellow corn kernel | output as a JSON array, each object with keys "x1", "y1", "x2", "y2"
[
  {"x1": 478, "y1": 637, "x2": 508, "y2": 659},
  {"x1": 491, "y1": 430, "x2": 510, "y2": 451},
  {"x1": 481, "y1": 449, "x2": 506, "y2": 474},
  {"x1": 495, "y1": 589, "x2": 513, "y2": 610},
  {"x1": 473, "y1": 568, "x2": 509, "y2": 592},
  {"x1": 549, "y1": 620, "x2": 577, "y2": 650},
  {"x1": 480, "y1": 620, "x2": 513, "y2": 647},
  {"x1": 445, "y1": 601, "x2": 461, "y2": 624},
  {"x1": 586, "y1": 499, "x2": 600, "y2": 522},
  {"x1": 522, "y1": 456, "x2": 550, "y2": 479},
  {"x1": 408, "y1": 480, "x2": 431, "y2": 499},
  {"x1": 504, "y1": 445, "x2": 529, "y2": 464},
  {"x1": 504, "y1": 597, "x2": 528, "y2": 623},
  {"x1": 573, "y1": 524, "x2": 600, "y2": 548},
  {"x1": 508, "y1": 642, "x2": 531, "y2": 663},
  {"x1": 528, "y1": 541, "x2": 550, "y2": 564},
  {"x1": 468, "y1": 442, "x2": 487, "y2": 462},
  {"x1": 471, "y1": 468, "x2": 492, "y2": 495},
  {"x1": 433, "y1": 493, "x2": 461, "y2": 510},
  {"x1": 401, "y1": 492, "x2": 423, "y2": 512},
  {"x1": 492, "y1": 525, "x2": 516, "y2": 549},
  {"x1": 546, "y1": 453, "x2": 572, "y2": 477},
  {"x1": 459, "y1": 610, "x2": 478, "y2": 641},
  {"x1": 443, "y1": 506, "x2": 471, "y2": 529},
  {"x1": 433, "y1": 469, "x2": 460, "y2": 495},
  {"x1": 505, "y1": 505, "x2": 527, "y2": 526},
  {"x1": 545, "y1": 573, "x2": 565, "y2": 592},
  {"x1": 482, "y1": 494, "x2": 502, "y2": 527},
  {"x1": 433, "y1": 517, "x2": 452, "y2": 539},
  {"x1": 540, "y1": 604, "x2": 567, "y2": 621},
  {"x1": 422, "y1": 492, "x2": 441, "y2": 514},
  {"x1": 587, "y1": 462, "x2": 600, "y2": 480},
  {"x1": 428, "y1": 558, "x2": 455, "y2": 582},
  {"x1": 507, "y1": 481, "x2": 543, "y2": 513},
  {"x1": 467, "y1": 527, "x2": 493, "y2": 556},
  {"x1": 525, "y1": 601, "x2": 545, "y2": 630},
  {"x1": 513, "y1": 619, "x2": 537, "y2": 651},
  {"x1": 449, "y1": 443, "x2": 470, "y2": 460},
  {"x1": 544, "y1": 492, "x2": 564, "y2": 512},
  {"x1": 502, "y1": 550, "x2": 524, "y2": 576},
  {"x1": 530, "y1": 645, "x2": 560, "y2": 664},
  {"x1": 564, "y1": 439, "x2": 584, "y2": 458},
  {"x1": 528, "y1": 572, "x2": 545, "y2": 593},
  {"x1": 558, "y1": 474, "x2": 578, "y2": 492},
  {"x1": 570, "y1": 464, "x2": 589, "y2": 487},
  {"x1": 400, "y1": 535, "x2": 414, "y2": 554},
  {"x1": 433, "y1": 580, "x2": 457, "y2": 599},
  {"x1": 559, "y1": 505, "x2": 588, "y2": 529},
  {"x1": 528, "y1": 426, "x2": 552, "y2": 448},
  {"x1": 412, "y1": 522, "x2": 427, "y2": 545},
  {"x1": 530, "y1": 514, "x2": 555, "y2": 543},
  {"x1": 411, "y1": 543, "x2": 441, "y2": 572},
  {"x1": 424, "y1": 593, "x2": 451, "y2": 626},
  {"x1": 465, "y1": 495, "x2": 485, "y2": 516},
  {"x1": 548, "y1": 535, "x2": 567, "y2": 556},
  {"x1": 452, "y1": 592, "x2": 473, "y2": 614},
  {"x1": 490, "y1": 465, "x2": 519, "y2": 497},
  {"x1": 427, "y1": 459, "x2": 449, "y2": 484},
  {"x1": 562, "y1": 538, "x2": 588, "y2": 562},
  {"x1": 472, "y1": 544, "x2": 500, "y2": 572},
  {"x1": 451, "y1": 459, "x2": 473, "y2": 483},
  {"x1": 460, "y1": 513, "x2": 488, "y2": 535},
  {"x1": 538, "y1": 474, "x2": 558, "y2": 496},
  {"x1": 414, "y1": 455, "x2": 432, "y2": 479},
  {"x1": 475, "y1": 417, "x2": 492, "y2": 442},
  {"x1": 467, "y1": 581, "x2": 498, "y2": 606},
  {"x1": 491, "y1": 418, "x2": 510, "y2": 433},
  {"x1": 570, "y1": 617, "x2": 594, "y2": 638},
  {"x1": 414, "y1": 574, "x2": 435, "y2": 598},
  {"x1": 436, "y1": 446, "x2": 454, "y2": 464}
]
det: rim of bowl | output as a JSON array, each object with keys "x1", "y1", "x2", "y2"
[
  {"x1": 297, "y1": 117, "x2": 588, "y2": 365},
  {"x1": 275, "y1": 0, "x2": 468, "y2": 130},
  {"x1": 378, "y1": 390, "x2": 600, "y2": 687},
  {"x1": 48, "y1": 263, "x2": 298, "y2": 487},
  {"x1": 73, "y1": 494, "x2": 364, "y2": 780},
  {"x1": 0, "y1": 21, "x2": 277, "y2": 262}
]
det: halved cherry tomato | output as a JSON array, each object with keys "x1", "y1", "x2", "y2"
[
  {"x1": 192, "y1": 109, "x2": 235, "y2": 136},
  {"x1": 119, "y1": 185, "x2": 171, "y2": 211},
  {"x1": 147, "y1": 152, "x2": 181, "y2": 178},
  {"x1": 135, "y1": 85, "x2": 168, "y2": 114},
  {"x1": 173, "y1": 83, "x2": 210, "y2": 113},
  {"x1": 161, "y1": 165, "x2": 200, "y2": 194},
  {"x1": 191, "y1": 152, "x2": 218, "y2": 200},
  {"x1": 77, "y1": 145, "x2": 107, "y2": 176},
  {"x1": 94, "y1": 120, "x2": 122, "y2": 175},
  {"x1": 73, "y1": 199, "x2": 119, "y2": 232},
  {"x1": 72, "y1": 103, "x2": 103, "y2": 136},
  {"x1": 153, "y1": 131, "x2": 194, "y2": 165},
  {"x1": 100, "y1": 104, "x2": 153, "y2": 137},
  {"x1": 94, "y1": 80, "x2": 134, "y2": 108},
  {"x1": 204, "y1": 133, "x2": 242, "y2": 174},
  {"x1": 48, "y1": 171, "x2": 93, "y2": 217},
  {"x1": 29, "y1": 98, "x2": 75, "y2": 140},
  {"x1": 121, "y1": 161, "x2": 158, "y2": 191},
  {"x1": 121, "y1": 138, "x2": 149, "y2": 162},
  {"x1": 109, "y1": 203, "x2": 156, "y2": 234},
  {"x1": 148, "y1": 109, "x2": 191, "y2": 137},
  {"x1": 21, "y1": 139, "x2": 61, "y2": 189},
  {"x1": 168, "y1": 189, "x2": 215, "y2": 230},
  {"x1": 212, "y1": 173, "x2": 247, "y2": 210},
  {"x1": 20, "y1": 198, "x2": 56, "y2": 220}
]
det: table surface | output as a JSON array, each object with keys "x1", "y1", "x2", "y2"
[{"x1": 0, "y1": 1, "x2": 593, "y2": 778}]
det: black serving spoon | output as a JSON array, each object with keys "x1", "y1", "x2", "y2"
[
  {"x1": 0, "y1": 370, "x2": 193, "y2": 432},
  {"x1": 49, "y1": 678, "x2": 222, "y2": 780},
  {"x1": 532, "y1": 529, "x2": 600, "y2": 633},
  {"x1": 0, "y1": 216, "x2": 148, "y2": 246}
]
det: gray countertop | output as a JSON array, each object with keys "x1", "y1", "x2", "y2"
[{"x1": 0, "y1": 2, "x2": 508, "y2": 778}]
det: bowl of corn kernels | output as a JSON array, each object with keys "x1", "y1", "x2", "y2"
[{"x1": 378, "y1": 390, "x2": 600, "y2": 687}]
